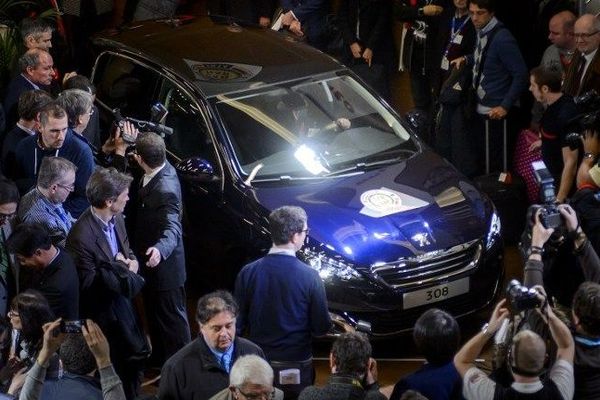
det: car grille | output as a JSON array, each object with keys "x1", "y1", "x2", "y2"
[{"x1": 370, "y1": 240, "x2": 482, "y2": 289}]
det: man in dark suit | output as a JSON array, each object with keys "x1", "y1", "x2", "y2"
[
  {"x1": 563, "y1": 14, "x2": 600, "y2": 97},
  {"x1": 3, "y1": 49, "x2": 54, "y2": 127},
  {"x1": 280, "y1": 0, "x2": 328, "y2": 50},
  {"x1": 0, "y1": 179, "x2": 20, "y2": 317},
  {"x1": 132, "y1": 132, "x2": 190, "y2": 366},
  {"x1": 66, "y1": 167, "x2": 144, "y2": 400},
  {"x1": 6, "y1": 222, "x2": 79, "y2": 320}
]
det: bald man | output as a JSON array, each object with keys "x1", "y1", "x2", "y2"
[
  {"x1": 541, "y1": 11, "x2": 577, "y2": 73},
  {"x1": 563, "y1": 14, "x2": 600, "y2": 96}
]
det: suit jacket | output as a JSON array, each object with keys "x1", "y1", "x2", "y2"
[
  {"x1": 0, "y1": 221, "x2": 18, "y2": 317},
  {"x1": 280, "y1": 0, "x2": 328, "y2": 48},
  {"x1": 32, "y1": 249, "x2": 79, "y2": 319},
  {"x1": 66, "y1": 208, "x2": 139, "y2": 323},
  {"x1": 2, "y1": 74, "x2": 37, "y2": 128},
  {"x1": 134, "y1": 162, "x2": 186, "y2": 291},
  {"x1": 563, "y1": 50, "x2": 600, "y2": 97}
]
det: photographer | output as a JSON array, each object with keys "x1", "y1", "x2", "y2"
[
  {"x1": 98, "y1": 121, "x2": 138, "y2": 173},
  {"x1": 454, "y1": 295, "x2": 574, "y2": 400}
]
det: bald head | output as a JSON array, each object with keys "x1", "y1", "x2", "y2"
[
  {"x1": 548, "y1": 11, "x2": 576, "y2": 50},
  {"x1": 511, "y1": 330, "x2": 546, "y2": 376},
  {"x1": 19, "y1": 49, "x2": 54, "y2": 86},
  {"x1": 575, "y1": 14, "x2": 600, "y2": 54}
]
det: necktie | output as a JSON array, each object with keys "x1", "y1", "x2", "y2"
[
  {"x1": 55, "y1": 206, "x2": 71, "y2": 231},
  {"x1": 573, "y1": 55, "x2": 586, "y2": 95},
  {"x1": 472, "y1": 33, "x2": 484, "y2": 90},
  {"x1": 220, "y1": 352, "x2": 230, "y2": 373}
]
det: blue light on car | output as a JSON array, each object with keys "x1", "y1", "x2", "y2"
[
  {"x1": 343, "y1": 246, "x2": 353, "y2": 255},
  {"x1": 486, "y1": 211, "x2": 501, "y2": 250},
  {"x1": 300, "y1": 248, "x2": 361, "y2": 281}
]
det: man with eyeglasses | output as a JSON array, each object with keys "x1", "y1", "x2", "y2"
[
  {"x1": 563, "y1": 14, "x2": 600, "y2": 96},
  {"x1": 14, "y1": 101, "x2": 94, "y2": 218},
  {"x1": 0, "y1": 179, "x2": 20, "y2": 318},
  {"x1": 235, "y1": 205, "x2": 332, "y2": 400},
  {"x1": 209, "y1": 355, "x2": 283, "y2": 400},
  {"x1": 18, "y1": 157, "x2": 76, "y2": 248}
]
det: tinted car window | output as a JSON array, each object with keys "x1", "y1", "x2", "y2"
[
  {"x1": 214, "y1": 75, "x2": 415, "y2": 180},
  {"x1": 94, "y1": 53, "x2": 161, "y2": 120}
]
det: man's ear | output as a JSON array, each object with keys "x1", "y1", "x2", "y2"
[{"x1": 24, "y1": 35, "x2": 35, "y2": 49}]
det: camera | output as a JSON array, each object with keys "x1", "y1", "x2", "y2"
[
  {"x1": 528, "y1": 161, "x2": 563, "y2": 230},
  {"x1": 60, "y1": 319, "x2": 86, "y2": 333},
  {"x1": 111, "y1": 102, "x2": 173, "y2": 144},
  {"x1": 506, "y1": 280, "x2": 542, "y2": 312},
  {"x1": 565, "y1": 90, "x2": 600, "y2": 150}
]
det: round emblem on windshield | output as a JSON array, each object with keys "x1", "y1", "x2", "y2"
[{"x1": 360, "y1": 189, "x2": 402, "y2": 213}]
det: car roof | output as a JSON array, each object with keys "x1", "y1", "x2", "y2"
[{"x1": 93, "y1": 16, "x2": 345, "y2": 98}]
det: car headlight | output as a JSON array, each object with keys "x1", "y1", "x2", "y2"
[
  {"x1": 299, "y1": 248, "x2": 361, "y2": 281},
  {"x1": 486, "y1": 211, "x2": 501, "y2": 250}
]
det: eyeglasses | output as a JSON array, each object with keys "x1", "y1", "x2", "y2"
[
  {"x1": 7, "y1": 310, "x2": 19, "y2": 318},
  {"x1": 301, "y1": 228, "x2": 310, "y2": 235},
  {"x1": 0, "y1": 212, "x2": 15, "y2": 223},
  {"x1": 56, "y1": 183, "x2": 75, "y2": 192},
  {"x1": 574, "y1": 31, "x2": 599, "y2": 39},
  {"x1": 236, "y1": 388, "x2": 275, "y2": 400}
]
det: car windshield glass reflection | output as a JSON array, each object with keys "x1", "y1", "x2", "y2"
[{"x1": 215, "y1": 75, "x2": 416, "y2": 180}]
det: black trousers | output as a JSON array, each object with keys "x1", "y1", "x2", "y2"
[{"x1": 143, "y1": 286, "x2": 191, "y2": 366}]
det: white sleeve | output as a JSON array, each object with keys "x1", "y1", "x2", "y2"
[
  {"x1": 462, "y1": 367, "x2": 496, "y2": 400},
  {"x1": 549, "y1": 359, "x2": 574, "y2": 400}
]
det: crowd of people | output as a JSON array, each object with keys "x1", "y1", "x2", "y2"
[{"x1": 0, "y1": 0, "x2": 600, "y2": 400}]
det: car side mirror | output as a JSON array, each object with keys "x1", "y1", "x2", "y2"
[{"x1": 175, "y1": 157, "x2": 217, "y2": 183}]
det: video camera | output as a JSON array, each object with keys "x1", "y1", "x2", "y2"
[
  {"x1": 111, "y1": 102, "x2": 173, "y2": 144},
  {"x1": 565, "y1": 90, "x2": 600, "y2": 150}
]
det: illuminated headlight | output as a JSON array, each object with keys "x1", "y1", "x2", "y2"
[
  {"x1": 299, "y1": 248, "x2": 361, "y2": 281},
  {"x1": 486, "y1": 211, "x2": 501, "y2": 250}
]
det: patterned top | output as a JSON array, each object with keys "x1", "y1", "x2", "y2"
[{"x1": 18, "y1": 188, "x2": 73, "y2": 248}]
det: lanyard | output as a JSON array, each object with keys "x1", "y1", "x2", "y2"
[{"x1": 443, "y1": 15, "x2": 469, "y2": 58}]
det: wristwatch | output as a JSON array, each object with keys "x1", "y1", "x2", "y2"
[
  {"x1": 480, "y1": 322, "x2": 490, "y2": 336},
  {"x1": 583, "y1": 152, "x2": 597, "y2": 161}
]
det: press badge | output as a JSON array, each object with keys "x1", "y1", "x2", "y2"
[
  {"x1": 279, "y1": 369, "x2": 301, "y2": 385},
  {"x1": 453, "y1": 34, "x2": 463, "y2": 44},
  {"x1": 441, "y1": 57, "x2": 449, "y2": 70}
]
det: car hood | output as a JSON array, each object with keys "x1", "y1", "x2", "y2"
[{"x1": 250, "y1": 150, "x2": 491, "y2": 267}]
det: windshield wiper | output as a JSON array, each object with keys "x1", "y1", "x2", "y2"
[{"x1": 324, "y1": 157, "x2": 407, "y2": 177}]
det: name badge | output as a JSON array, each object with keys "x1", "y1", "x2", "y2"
[
  {"x1": 453, "y1": 34, "x2": 463, "y2": 45},
  {"x1": 441, "y1": 57, "x2": 449, "y2": 71}
]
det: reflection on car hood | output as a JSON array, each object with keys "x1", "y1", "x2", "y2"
[{"x1": 252, "y1": 150, "x2": 489, "y2": 266}]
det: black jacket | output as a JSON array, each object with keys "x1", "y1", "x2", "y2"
[
  {"x1": 134, "y1": 162, "x2": 186, "y2": 291},
  {"x1": 299, "y1": 375, "x2": 387, "y2": 400},
  {"x1": 159, "y1": 336, "x2": 266, "y2": 400}
]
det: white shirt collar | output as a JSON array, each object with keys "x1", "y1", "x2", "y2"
[
  {"x1": 511, "y1": 380, "x2": 543, "y2": 393},
  {"x1": 142, "y1": 163, "x2": 166, "y2": 187},
  {"x1": 268, "y1": 246, "x2": 297, "y2": 257}
]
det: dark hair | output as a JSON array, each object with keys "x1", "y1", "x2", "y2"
[
  {"x1": 469, "y1": 0, "x2": 496, "y2": 13},
  {"x1": 331, "y1": 332, "x2": 371, "y2": 378},
  {"x1": 39, "y1": 102, "x2": 67, "y2": 126},
  {"x1": 196, "y1": 290, "x2": 238, "y2": 324},
  {"x1": 0, "y1": 179, "x2": 19, "y2": 205},
  {"x1": 530, "y1": 66, "x2": 562, "y2": 93},
  {"x1": 18, "y1": 90, "x2": 53, "y2": 121},
  {"x1": 60, "y1": 334, "x2": 96, "y2": 375},
  {"x1": 86, "y1": 167, "x2": 133, "y2": 208},
  {"x1": 10, "y1": 290, "x2": 54, "y2": 350},
  {"x1": 413, "y1": 309, "x2": 460, "y2": 365},
  {"x1": 6, "y1": 223, "x2": 52, "y2": 257},
  {"x1": 269, "y1": 206, "x2": 307, "y2": 245},
  {"x1": 63, "y1": 75, "x2": 96, "y2": 95},
  {"x1": 135, "y1": 132, "x2": 166, "y2": 168},
  {"x1": 573, "y1": 282, "x2": 600, "y2": 336},
  {"x1": 20, "y1": 17, "x2": 53, "y2": 42}
]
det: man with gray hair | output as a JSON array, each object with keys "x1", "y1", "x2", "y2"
[
  {"x1": 56, "y1": 89, "x2": 95, "y2": 148},
  {"x1": 160, "y1": 290, "x2": 265, "y2": 400},
  {"x1": 235, "y1": 206, "x2": 332, "y2": 399},
  {"x1": 563, "y1": 13, "x2": 600, "y2": 96},
  {"x1": 19, "y1": 156, "x2": 77, "y2": 247},
  {"x1": 209, "y1": 355, "x2": 284, "y2": 400},
  {"x1": 3, "y1": 49, "x2": 54, "y2": 127}
]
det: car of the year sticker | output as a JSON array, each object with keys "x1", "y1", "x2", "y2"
[{"x1": 402, "y1": 277, "x2": 470, "y2": 310}]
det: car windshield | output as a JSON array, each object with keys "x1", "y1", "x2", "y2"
[{"x1": 214, "y1": 74, "x2": 417, "y2": 180}]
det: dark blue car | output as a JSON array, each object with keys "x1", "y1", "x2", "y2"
[{"x1": 91, "y1": 16, "x2": 504, "y2": 336}]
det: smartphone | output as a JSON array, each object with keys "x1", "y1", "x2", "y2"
[{"x1": 60, "y1": 320, "x2": 86, "y2": 333}]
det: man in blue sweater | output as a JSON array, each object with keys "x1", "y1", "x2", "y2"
[
  {"x1": 452, "y1": 0, "x2": 528, "y2": 174},
  {"x1": 235, "y1": 205, "x2": 332, "y2": 400},
  {"x1": 14, "y1": 102, "x2": 94, "y2": 218}
]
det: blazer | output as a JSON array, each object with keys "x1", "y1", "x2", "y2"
[
  {"x1": 280, "y1": 0, "x2": 328, "y2": 47},
  {"x1": 66, "y1": 208, "x2": 138, "y2": 322},
  {"x1": 134, "y1": 162, "x2": 186, "y2": 291},
  {"x1": 2, "y1": 74, "x2": 37, "y2": 127},
  {"x1": 563, "y1": 50, "x2": 600, "y2": 97},
  {"x1": 0, "y1": 221, "x2": 18, "y2": 317}
]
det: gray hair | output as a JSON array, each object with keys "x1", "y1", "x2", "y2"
[
  {"x1": 18, "y1": 49, "x2": 46, "y2": 73},
  {"x1": 196, "y1": 290, "x2": 238, "y2": 324},
  {"x1": 229, "y1": 355, "x2": 274, "y2": 388},
  {"x1": 86, "y1": 167, "x2": 133, "y2": 208},
  {"x1": 56, "y1": 89, "x2": 93, "y2": 128},
  {"x1": 37, "y1": 157, "x2": 77, "y2": 189},
  {"x1": 269, "y1": 206, "x2": 307, "y2": 245}
]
